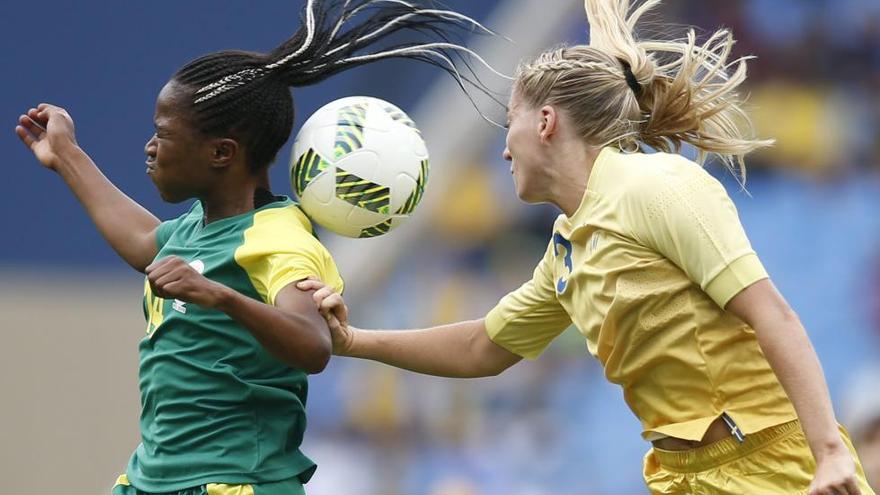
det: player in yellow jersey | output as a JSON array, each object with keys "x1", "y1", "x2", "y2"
[{"x1": 297, "y1": 1, "x2": 875, "y2": 493}]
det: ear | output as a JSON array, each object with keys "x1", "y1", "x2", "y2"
[
  {"x1": 209, "y1": 138, "x2": 239, "y2": 169},
  {"x1": 538, "y1": 105, "x2": 558, "y2": 144}
]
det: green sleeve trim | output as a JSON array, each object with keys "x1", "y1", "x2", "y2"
[{"x1": 705, "y1": 253, "x2": 768, "y2": 308}]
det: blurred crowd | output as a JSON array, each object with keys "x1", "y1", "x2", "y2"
[
  {"x1": 669, "y1": 0, "x2": 880, "y2": 177},
  {"x1": 301, "y1": 1, "x2": 880, "y2": 494}
]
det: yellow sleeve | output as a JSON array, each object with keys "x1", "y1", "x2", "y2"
[
  {"x1": 627, "y1": 168, "x2": 768, "y2": 308},
  {"x1": 235, "y1": 207, "x2": 344, "y2": 306},
  {"x1": 262, "y1": 241, "x2": 344, "y2": 306},
  {"x1": 484, "y1": 240, "x2": 572, "y2": 360}
]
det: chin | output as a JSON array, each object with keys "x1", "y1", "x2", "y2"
[
  {"x1": 515, "y1": 185, "x2": 538, "y2": 204},
  {"x1": 156, "y1": 188, "x2": 190, "y2": 204}
]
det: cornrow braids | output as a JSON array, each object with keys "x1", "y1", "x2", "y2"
[
  {"x1": 172, "y1": 0, "x2": 506, "y2": 171},
  {"x1": 524, "y1": 59, "x2": 623, "y2": 77}
]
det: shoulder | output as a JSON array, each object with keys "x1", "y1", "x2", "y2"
[
  {"x1": 240, "y1": 202, "x2": 326, "y2": 256},
  {"x1": 603, "y1": 151, "x2": 722, "y2": 208},
  {"x1": 250, "y1": 202, "x2": 314, "y2": 235}
]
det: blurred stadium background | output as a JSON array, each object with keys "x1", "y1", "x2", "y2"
[{"x1": 2, "y1": 1, "x2": 879, "y2": 493}]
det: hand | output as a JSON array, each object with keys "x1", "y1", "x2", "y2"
[
  {"x1": 809, "y1": 445, "x2": 862, "y2": 495},
  {"x1": 296, "y1": 278, "x2": 353, "y2": 355},
  {"x1": 145, "y1": 256, "x2": 227, "y2": 309},
  {"x1": 15, "y1": 104, "x2": 80, "y2": 171}
]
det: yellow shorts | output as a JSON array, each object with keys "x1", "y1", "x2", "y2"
[
  {"x1": 111, "y1": 474, "x2": 305, "y2": 495},
  {"x1": 643, "y1": 420, "x2": 875, "y2": 494}
]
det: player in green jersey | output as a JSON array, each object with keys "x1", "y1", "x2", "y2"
[{"x1": 14, "y1": 1, "x2": 498, "y2": 493}]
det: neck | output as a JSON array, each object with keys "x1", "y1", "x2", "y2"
[
  {"x1": 549, "y1": 144, "x2": 602, "y2": 217},
  {"x1": 200, "y1": 170, "x2": 271, "y2": 224}
]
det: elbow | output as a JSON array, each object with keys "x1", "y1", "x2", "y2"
[
  {"x1": 779, "y1": 307, "x2": 801, "y2": 326},
  {"x1": 303, "y1": 350, "x2": 331, "y2": 375},
  {"x1": 482, "y1": 362, "x2": 512, "y2": 378},
  {"x1": 302, "y1": 333, "x2": 332, "y2": 374},
  {"x1": 276, "y1": 333, "x2": 331, "y2": 374},
  {"x1": 472, "y1": 368, "x2": 504, "y2": 379}
]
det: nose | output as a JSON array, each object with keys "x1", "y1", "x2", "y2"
[
  {"x1": 502, "y1": 147, "x2": 512, "y2": 162},
  {"x1": 145, "y1": 134, "x2": 157, "y2": 157}
]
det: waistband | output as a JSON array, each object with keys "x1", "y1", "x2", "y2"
[{"x1": 651, "y1": 419, "x2": 801, "y2": 472}]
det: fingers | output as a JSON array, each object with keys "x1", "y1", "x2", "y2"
[
  {"x1": 844, "y1": 478, "x2": 861, "y2": 495},
  {"x1": 810, "y1": 479, "x2": 862, "y2": 495},
  {"x1": 28, "y1": 107, "x2": 50, "y2": 128},
  {"x1": 145, "y1": 255, "x2": 181, "y2": 274},
  {"x1": 20, "y1": 113, "x2": 46, "y2": 134},
  {"x1": 317, "y1": 293, "x2": 342, "y2": 312},
  {"x1": 15, "y1": 124, "x2": 36, "y2": 149},
  {"x1": 156, "y1": 280, "x2": 184, "y2": 299},
  {"x1": 311, "y1": 286, "x2": 336, "y2": 304},
  {"x1": 319, "y1": 293, "x2": 348, "y2": 322},
  {"x1": 152, "y1": 268, "x2": 184, "y2": 291},
  {"x1": 296, "y1": 278, "x2": 325, "y2": 291},
  {"x1": 146, "y1": 256, "x2": 186, "y2": 297},
  {"x1": 16, "y1": 114, "x2": 46, "y2": 148}
]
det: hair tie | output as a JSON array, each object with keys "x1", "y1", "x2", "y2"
[{"x1": 618, "y1": 59, "x2": 643, "y2": 97}]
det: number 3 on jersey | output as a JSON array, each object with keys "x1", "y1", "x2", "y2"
[{"x1": 552, "y1": 232, "x2": 573, "y2": 293}]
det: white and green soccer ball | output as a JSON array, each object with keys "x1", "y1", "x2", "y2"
[{"x1": 290, "y1": 96, "x2": 429, "y2": 238}]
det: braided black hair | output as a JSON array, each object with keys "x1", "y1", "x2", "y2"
[{"x1": 171, "y1": 0, "x2": 502, "y2": 171}]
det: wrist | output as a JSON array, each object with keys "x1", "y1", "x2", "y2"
[
  {"x1": 53, "y1": 144, "x2": 88, "y2": 173},
  {"x1": 343, "y1": 325, "x2": 362, "y2": 357},
  {"x1": 212, "y1": 283, "x2": 239, "y2": 311},
  {"x1": 812, "y1": 436, "x2": 848, "y2": 462},
  {"x1": 56, "y1": 141, "x2": 84, "y2": 162}
]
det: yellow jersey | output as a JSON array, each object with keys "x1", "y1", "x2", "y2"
[{"x1": 485, "y1": 147, "x2": 796, "y2": 441}]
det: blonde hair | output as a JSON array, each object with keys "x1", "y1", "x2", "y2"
[{"x1": 514, "y1": 0, "x2": 773, "y2": 179}]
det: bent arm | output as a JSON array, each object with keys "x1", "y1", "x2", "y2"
[
  {"x1": 56, "y1": 146, "x2": 160, "y2": 272},
  {"x1": 345, "y1": 319, "x2": 522, "y2": 378},
  {"x1": 726, "y1": 279, "x2": 848, "y2": 462},
  {"x1": 215, "y1": 282, "x2": 331, "y2": 373}
]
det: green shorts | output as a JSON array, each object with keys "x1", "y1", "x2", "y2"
[{"x1": 111, "y1": 475, "x2": 306, "y2": 495}]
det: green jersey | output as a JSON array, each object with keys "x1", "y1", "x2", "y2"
[{"x1": 126, "y1": 198, "x2": 344, "y2": 492}]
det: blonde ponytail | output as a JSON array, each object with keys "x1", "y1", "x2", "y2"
[{"x1": 515, "y1": 0, "x2": 773, "y2": 180}]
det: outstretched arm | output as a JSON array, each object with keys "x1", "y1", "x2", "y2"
[
  {"x1": 297, "y1": 279, "x2": 522, "y2": 378},
  {"x1": 726, "y1": 279, "x2": 862, "y2": 495},
  {"x1": 16, "y1": 104, "x2": 160, "y2": 272}
]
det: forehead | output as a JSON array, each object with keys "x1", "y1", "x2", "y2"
[
  {"x1": 155, "y1": 81, "x2": 191, "y2": 123},
  {"x1": 507, "y1": 86, "x2": 521, "y2": 111}
]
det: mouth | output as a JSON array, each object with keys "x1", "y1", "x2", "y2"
[{"x1": 146, "y1": 159, "x2": 157, "y2": 174}]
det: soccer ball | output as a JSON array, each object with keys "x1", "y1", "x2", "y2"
[{"x1": 290, "y1": 96, "x2": 429, "y2": 238}]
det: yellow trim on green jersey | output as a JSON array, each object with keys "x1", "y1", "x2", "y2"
[
  {"x1": 234, "y1": 205, "x2": 344, "y2": 306},
  {"x1": 206, "y1": 483, "x2": 256, "y2": 495},
  {"x1": 486, "y1": 147, "x2": 796, "y2": 442}
]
